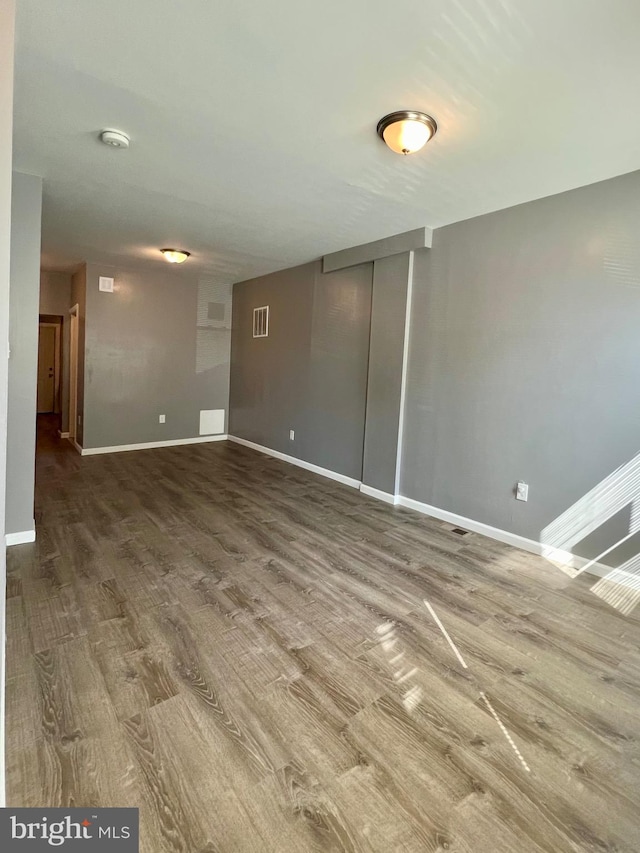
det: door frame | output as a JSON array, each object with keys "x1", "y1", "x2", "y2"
[
  {"x1": 69, "y1": 304, "x2": 79, "y2": 442},
  {"x1": 37, "y1": 320, "x2": 61, "y2": 414}
]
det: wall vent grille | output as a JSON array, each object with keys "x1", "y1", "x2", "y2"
[{"x1": 253, "y1": 306, "x2": 269, "y2": 338}]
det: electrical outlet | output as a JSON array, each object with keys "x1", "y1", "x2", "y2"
[
  {"x1": 289, "y1": 429, "x2": 295, "y2": 441},
  {"x1": 159, "y1": 414, "x2": 166, "y2": 424},
  {"x1": 516, "y1": 481, "x2": 529, "y2": 501}
]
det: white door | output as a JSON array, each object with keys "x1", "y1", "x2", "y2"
[{"x1": 37, "y1": 324, "x2": 56, "y2": 413}]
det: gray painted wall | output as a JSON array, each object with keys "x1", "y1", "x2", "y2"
[
  {"x1": 303, "y1": 263, "x2": 372, "y2": 479},
  {"x1": 229, "y1": 169, "x2": 640, "y2": 568},
  {"x1": 39, "y1": 270, "x2": 72, "y2": 432},
  {"x1": 230, "y1": 260, "x2": 373, "y2": 480},
  {"x1": 401, "y1": 170, "x2": 640, "y2": 562},
  {"x1": 1, "y1": 0, "x2": 16, "y2": 804},
  {"x1": 6, "y1": 172, "x2": 42, "y2": 536},
  {"x1": 82, "y1": 264, "x2": 231, "y2": 449},
  {"x1": 362, "y1": 253, "x2": 411, "y2": 494},
  {"x1": 230, "y1": 262, "x2": 316, "y2": 454}
]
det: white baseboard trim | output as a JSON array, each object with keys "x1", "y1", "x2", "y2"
[
  {"x1": 398, "y1": 495, "x2": 543, "y2": 555},
  {"x1": 396, "y1": 495, "x2": 612, "y2": 577},
  {"x1": 225, "y1": 441, "x2": 612, "y2": 580},
  {"x1": 360, "y1": 484, "x2": 398, "y2": 505},
  {"x1": 6, "y1": 527, "x2": 36, "y2": 547},
  {"x1": 80, "y1": 435, "x2": 229, "y2": 456},
  {"x1": 228, "y1": 435, "x2": 361, "y2": 489},
  {"x1": 58, "y1": 430, "x2": 70, "y2": 438},
  {"x1": 70, "y1": 438, "x2": 83, "y2": 455},
  {"x1": 540, "y1": 549, "x2": 611, "y2": 579}
]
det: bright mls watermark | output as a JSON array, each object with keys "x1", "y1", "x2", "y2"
[{"x1": 0, "y1": 809, "x2": 138, "y2": 851}]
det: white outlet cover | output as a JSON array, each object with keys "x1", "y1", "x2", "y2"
[
  {"x1": 199, "y1": 409, "x2": 225, "y2": 435},
  {"x1": 516, "y1": 481, "x2": 529, "y2": 501},
  {"x1": 159, "y1": 414, "x2": 166, "y2": 423},
  {"x1": 289, "y1": 430, "x2": 295, "y2": 440},
  {"x1": 99, "y1": 276, "x2": 114, "y2": 292}
]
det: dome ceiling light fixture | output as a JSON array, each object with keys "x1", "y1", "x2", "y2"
[
  {"x1": 99, "y1": 129, "x2": 130, "y2": 149},
  {"x1": 376, "y1": 110, "x2": 437, "y2": 155},
  {"x1": 161, "y1": 249, "x2": 191, "y2": 264}
]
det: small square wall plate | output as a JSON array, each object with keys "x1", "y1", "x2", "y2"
[{"x1": 199, "y1": 409, "x2": 225, "y2": 435}]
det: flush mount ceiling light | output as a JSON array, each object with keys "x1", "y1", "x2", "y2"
[
  {"x1": 377, "y1": 110, "x2": 437, "y2": 155},
  {"x1": 161, "y1": 249, "x2": 191, "y2": 264},
  {"x1": 99, "y1": 129, "x2": 130, "y2": 149}
]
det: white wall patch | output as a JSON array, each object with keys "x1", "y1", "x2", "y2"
[{"x1": 199, "y1": 409, "x2": 225, "y2": 435}]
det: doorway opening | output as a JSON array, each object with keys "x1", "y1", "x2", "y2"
[{"x1": 37, "y1": 314, "x2": 62, "y2": 415}]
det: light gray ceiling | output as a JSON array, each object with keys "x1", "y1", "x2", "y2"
[{"x1": 13, "y1": 0, "x2": 640, "y2": 282}]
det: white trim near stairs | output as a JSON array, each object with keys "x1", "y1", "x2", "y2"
[
  {"x1": 6, "y1": 526, "x2": 36, "y2": 547},
  {"x1": 228, "y1": 435, "x2": 361, "y2": 489},
  {"x1": 78, "y1": 435, "x2": 229, "y2": 456}
]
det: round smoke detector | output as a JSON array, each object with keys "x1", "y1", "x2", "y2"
[{"x1": 100, "y1": 129, "x2": 130, "y2": 149}]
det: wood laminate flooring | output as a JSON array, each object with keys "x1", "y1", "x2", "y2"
[{"x1": 6, "y1": 417, "x2": 640, "y2": 852}]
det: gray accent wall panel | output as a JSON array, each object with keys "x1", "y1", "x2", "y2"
[
  {"x1": 230, "y1": 260, "x2": 373, "y2": 479},
  {"x1": 401, "y1": 170, "x2": 640, "y2": 559},
  {"x1": 6, "y1": 172, "x2": 42, "y2": 535},
  {"x1": 303, "y1": 264, "x2": 372, "y2": 479},
  {"x1": 362, "y1": 253, "x2": 411, "y2": 494},
  {"x1": 82, "y1": 265, "x2": 231, "y2": 449}
]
